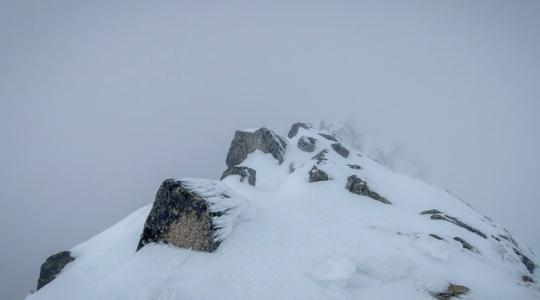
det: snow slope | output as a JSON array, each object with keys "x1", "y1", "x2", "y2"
[{"x1": 28, "y1": 124, "x2": 539, "y2": 300}]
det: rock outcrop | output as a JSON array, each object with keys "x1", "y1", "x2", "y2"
[
  {"x1": 421, "y1": 210, "x2": 487, "y2": 239},
  {"x1": 331, "y1": 143, "x2": 349, "y2": 158},
  {"x1": 297, "y1": 136, "x2": 316, "y2": 152},
  {"x1": 225, "y1": 128, "x2": 287, "y2": 167},
  {"x1": 318, "y1": 133, "x2": 338, "y2": 142},
  {"x1": 309, "y1": 166, "x2": 329, "y2": 182},
  {"x1": 137, "y1": 179, "x2": 219, "y2": 252},
  {"x1": 221, "y1": 166, "x2": 256, "y2": 186},
  {"x1": 37, "y1": 251, "x2": 75, "y2": 290},
  {"x1": 288, "y1": 122, "x2": 310, "y2": 138},
  {"x1": 346, "y1": 175, "x2": 391, "y2": 204},
  {"x1": 453, "y1": 237, "x2": 479, "y2": 253},
  {"x1": 432, "y1": 284, "x2": 470, "y2": 300},
  {"x1": 312, "y1": 149, "x2": 328, "y2": 164}
]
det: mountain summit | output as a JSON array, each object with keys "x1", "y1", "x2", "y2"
[{"x1": 29, "y1": 123, "x2": 538, "y2": 300}]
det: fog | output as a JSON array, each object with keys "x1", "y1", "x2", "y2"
[{"x1": 1, "y1": 1, "x2": 539, "y2": 299}]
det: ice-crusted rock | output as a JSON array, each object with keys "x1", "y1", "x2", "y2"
[
  {"x1": 37, "y1": 251, "x2": 75, "y2": 290},
  {"x1": 221, "y1": 166, "x2": 256, "y2": 186},
  {"x1": 312, "y1": 149, "x2": 328, "y2": 164},
  {"x1": 225, "y1": 128, "x2": 287, "y2": 167},
  {"x1": 346, "y1": 175, "x2": 391, "y2": 204},
  {"x1": 421, "y1": 210, "x2": 487, "y2": 239},
  {"x1": 288, "y1": 122, "x2": 311, "y2": 138},
  {"x1": 137, "y1": 178, "x2": 245, "y2": 252},
  {"x1": 318, "y1": 133, "x2": 338, "y2": 142},
  {"x1": 331, "y1": 143, "x2": 349, "y2": 158},
  {"x1": 297, "y1": 136, "x2": 316, "y2": 152},
  {"x1": 309, "y1": 166, "x2": 329, "y2": 182},
  {"x1": 453, "y1": 237, "x2": 479, "y2": 253}
]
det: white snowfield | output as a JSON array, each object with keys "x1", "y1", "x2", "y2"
[{"x1": 28, "y1": 125, "x2": 539, "y2": 300}]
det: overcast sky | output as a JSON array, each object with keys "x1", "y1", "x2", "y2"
[{"x1": 1, "y1": 1, "x2": 540, "y2": 299}]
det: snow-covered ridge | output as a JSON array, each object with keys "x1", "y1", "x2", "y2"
[{"x1": 28, "y1": 122, "x2": 539, "y2": 300}]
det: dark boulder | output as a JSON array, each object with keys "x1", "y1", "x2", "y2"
[
  {"x1": 309, "y1": 166, "x2": 329, "y2": 182},
  {"x1": 225, "y1": 128, "x2": 287, "y2": 167},
  {"x1": 420, "y1": 209, "x2": 442, "y2": 215},
  {"x1": 221, "y1": 166, "x2": 256, "y2": 186},
  {"x1": 347, "y1": 164, "x2": 362, "y2": 170},
  {"x1": 137, "y1": 179, "x2": 219, "y2": 252},
  {"x1": 37, "y1": 251, "x2": 75, "y2": 290},
  {"x1": 288, "y1": 122, "x2": 311, "y2": 138},
  {"x1": 297, "y1": 136, "x2": 317, "y2": 152},
  {"x1": 429, "y1": 234, "x2": 445, "y2": 241},
  {"x1": 513, "y1": 248, "x2": 536, "y2": 274},
  {"x1": 346, "y1": 175, "x2": 391, "y2": 204},
  {"x1": 432, "y1": 284, "x2": 470, "y2": 300},
  {"x1": 319, "y1": 133, "x2": 338, "y2": 142},
  {"x1": 331, "y1": 143, "x2": 350, "y2": 158}
]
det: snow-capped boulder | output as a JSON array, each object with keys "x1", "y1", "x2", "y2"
[
  {"x1": 36, "y1": 251, "x2": 75, "y2": 290},
  {"x1": 220, "y1": 166, "x2": 256, "y2": 186},
  {"x1": 137, "y1": 178, "x2": 246, "y2": 252},
  {"x1": 297, "y1": 136, "x2": 316, "y2": 152},
  {"x1": 287, "y1": 122, "x2": 311, "y2": 138},
  {"x1": 225, "y1": 128, "x2": 287, "y2": 167}
]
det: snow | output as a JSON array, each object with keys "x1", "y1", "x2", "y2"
[{"x1": 27, "y1": 125, "x2": 539, "y2": 300}]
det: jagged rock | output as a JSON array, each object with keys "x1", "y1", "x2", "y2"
[
  {"x1": 453, "y1": 237, "x2": 478, "y2": 253},
  {"x1": 346, "y1": 175, "x2": 391, "y2": 204},
  {"x1": 347, "y1": 164, "x2": 362, "y2": 170},
  {"x1": 432, "y1": 284, "x2": 470, "y2": 300},
  {"x1": 331, "y1": 143, "x2": 349, "y2": 158},
  {"x1": 425, "y1": 211, "x2": 487, "y2": 239},
  {"x1": 297, "y1": 136, "x2": 316, "y2": 152},
  {"x1": 514, "y1": 248, "x2": 536, "y2": 274},
  {"x1": 309, "y1": 166, "x2": 329, "y2": 182},
  {"x1": 318, "y1": 133, "x2": 338, "y2": 142},
  {"x1": 37, "y1": 251, "x2": 75, "y2": 290},
  {"x1": 225, "y1": 128, "x2": 287, "y2": 167},
  {"x1": 289, "y1": 162, "x2": 296, "y2": 174},
  {"x1": 137, "y1": 179, "x2": 218, "y2": 252},
  {"x1": 221, "y1": 166, "x2": 256, "y2": 186},
  {"x1": 429, "y1": 234, "x2": 445, "y2": 241},
  {"x1": 288, "y1": 122, "x2": 310, "y2": 138},
  {"x1": 312, "y1": 149, "x2": 328, "y2": 164},
  {"x1": 523, "y1": 275, "x2": 534, "y2": 283}
]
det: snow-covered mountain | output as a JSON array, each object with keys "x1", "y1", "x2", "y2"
[{"x1": 28, "y1": 123, "x2": 538, "y2": 300}]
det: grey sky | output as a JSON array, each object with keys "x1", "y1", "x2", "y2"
[{"x1": 1, "y1": 1, "x2": 539, "y2": 299}]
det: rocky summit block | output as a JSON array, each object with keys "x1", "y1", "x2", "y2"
[
  {"x1": 137, "y1": 179, "x2": 245, "y2": 252},
  {"x1": 297, "y1": 136, "x2": 317, "y2": 152},
  {"x1": 288, "y1": 122, "x2": 311, "y2": 138},
  {"x1": 37, "y1": 251, "x2": 75, "y2": 290},
  {"x1": 225, "y1": 128, "x2": 287, "y2": 167}
]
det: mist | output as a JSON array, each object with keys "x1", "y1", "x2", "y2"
[{"x1": 1, "y1": 1, "x2": 539, "y2": 299}]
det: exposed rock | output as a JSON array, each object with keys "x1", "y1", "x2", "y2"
[
  {"x1": 432, "y1": 284, "x2": 470, "y2": 300},
  {"x1": 513, "y1": 248, "x2": 536, "y2": 274},
  {"x1": 331, "y1": 143, "x2": 349, "y2": 158},
  {"x1": 425, "y1": 211, "x2": 487, "y2": 239},
  {"x1": 289, "y1": 162, "x2": 296, "y2": 174},
  {"x1": 297, "y1": 136, "x2": 317, "y2": 152},
  {"x1": 312, "y1": 149, "x2": 329, "y2": 164},
  {"x1": 37, "y1": 251, "x2": 75, "y2": 290},
  {"x1": 421, "y1": 209, "x2": 443, "y2": 215},
  {"x1": 319, "y1": 133, "x2": 338, "y2": 142},
  {"x1": 309, "y1": 166, "x2": 329, "y2": 182},
  {"x1": 221, "y1": 166, "x2": 256, "y2": 186},
  {"x1": 453, "y1": 237, "x2": 479, "y2": 253},
  {"x1": 523, "y1": 275, "x2": 534, "y2": 283},
  {"x1": 347, "y1": 164, "x2": 362, "y2": 170},
  {"x1": 137, "y1": 179, "x2": 218, "y2": 252},
  {"x1": 225, "y1": 128, "x2": 287, "y2": 167},
  {"x1": 288, "y1": 122, "x2": 310, "y2": 138},
  {"x1": 346, "y1": 175, "x2": 391, "y2": 204},
  {"x1": 429, "y1": 234, "x2": 445, "y2": 241}
]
